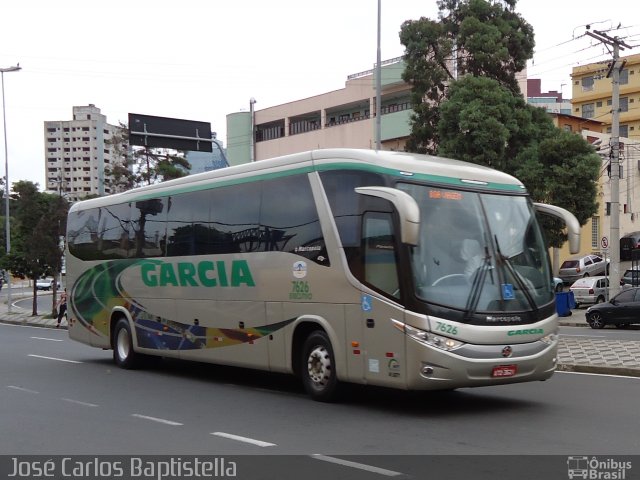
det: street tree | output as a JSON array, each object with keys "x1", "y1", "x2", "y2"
[
  {"x1": 1, "y1": 181, "x2": 69, "y2": 315},
  {"x1": 400, "y1": 0, "x2": 600, "y2": 245},
  {"x1": 400, "y1": 0, "x2": 534, "y2": 153}
]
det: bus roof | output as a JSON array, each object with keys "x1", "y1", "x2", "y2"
[{"x1": 69, "y1": 148, "x2": 525, "y2": 212}]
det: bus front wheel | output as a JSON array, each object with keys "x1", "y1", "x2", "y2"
[
  {"x1": 301, "y1": 331, "x2": 341, "y2": 402},
  {"x1": 113, "y1": 318, "x2": 140, "y2": 369}
]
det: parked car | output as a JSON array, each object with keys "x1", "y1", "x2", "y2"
[
  {"x1": 586, "y1": 287, "x2": 640, "y2": 329},
  {"x1": 569, "y1": 276, "x2": 608, "y2": 308},
  {"x1": 620, "y1": 232, "x2": 640, "y2": 261},
  {"x1": 35, "y1": 277, "x2": 60, "y2": 291},
  {"x1": 622, "y1": 266, "x2": 640, "y2": 286},
  {"x1": 558, "y1": 255, "x2": 610, "y2": 284}
]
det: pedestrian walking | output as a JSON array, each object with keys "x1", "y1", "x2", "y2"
[{"x1": 56, "y1": 288, "x2": 67, "y2": 328}]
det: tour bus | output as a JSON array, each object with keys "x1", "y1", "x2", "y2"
[{"x1": 66, "y1": 148, "x2": 580, "y2": 401}]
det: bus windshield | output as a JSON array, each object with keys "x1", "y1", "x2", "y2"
[{"x1": 398, "y1": 183, "x2": 553, "y2": 316}]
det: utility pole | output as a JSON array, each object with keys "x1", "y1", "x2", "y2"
[
  {"x1": 585, "y1": 29, "x2": 631, "y2": 296},
  {"x1": 375, "y1": 0, "x2": 382, "y2": 151}
]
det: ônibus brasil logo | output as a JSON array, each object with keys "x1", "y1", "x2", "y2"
[{"x1": 567, "y1": 456, "x2": 632, "y2": 479}]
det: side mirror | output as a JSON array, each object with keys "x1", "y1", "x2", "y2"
[
  {"x1": 533, "y1": 203, "x2": 581, "y2": 254},
  {"x1": 355, "y1": 187, "x2": 420, "y2": 246}
]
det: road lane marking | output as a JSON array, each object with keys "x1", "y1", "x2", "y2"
[
  {"x1": 311, "y1": 454, "x2": 404, "y2": 477},
  {"x1": 30, "y1": 336, "x2": 64, "y2": 342},
  {"x1": 131, "y1": 414, "x2": 183, "y2": 426},
  {"x1": 62, "y1": 398, "x2": 99, "y2": 407},
  {"x1": 556, "y1": 371, "x2": 640, "y2": 380},
  {"x1": 28, "y1": 354, "x2": 82, "y2": 364},
  {"x1": 7, "y1": 386, "x2": 39, "y2": 394},
  {"x1": 211, "y1": 432, "x2": 276, "y2": 447}
]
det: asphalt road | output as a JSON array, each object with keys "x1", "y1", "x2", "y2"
[{"x1": 2, "y1": 323, "x2": 639, "y2": 464}]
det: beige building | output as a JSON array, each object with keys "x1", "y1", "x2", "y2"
[
  {"x1": 44, "y1": 105, "x2": 121, "y2": 202},
  {"x1": 571, "y1": 53, "x2": 640, "y2": 141},
  {"x1": 227, "y1": 58, "x2": 414, "y2": 165}
]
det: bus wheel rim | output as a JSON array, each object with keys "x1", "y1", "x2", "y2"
[
  {"x1": 117, "y1": 328, "x2": 130, "y2": 361},
  {"x1": 307, "y1": 346, "x2": 331, "y2": 387}
]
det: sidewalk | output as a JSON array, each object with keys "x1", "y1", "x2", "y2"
[{"x1": 0, "y1": 292, "x2": 639, "y2": 378}]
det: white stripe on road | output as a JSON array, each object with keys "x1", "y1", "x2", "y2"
[
  {"x1": 311, "y1": 454, "x2": 404, "y2": 477},
  {"x1": 7, "y1": 385, "x2": 39, "y2": 394},
  {"x1": 30, "y1": 336, "x2": 64, "y2": 342},
  {"x1": 556, "y1": 371, "x2": 640, "y2": 380},
  {"x1": 211, "y1": 432, "x2": 276, "y2": 447},
  {"x1": 28, "y1": 354, "x2": 81, "y2": 364},
  {"x1": 131, "y1": 414, "x2": 183, "y2": 426},
  {"x1": 62, "y1": 398, "x2": 99, "y2": 408}
]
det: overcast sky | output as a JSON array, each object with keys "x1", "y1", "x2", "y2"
[{"x1": 1, "y1": 0, "x2": 638, "y2": 189}]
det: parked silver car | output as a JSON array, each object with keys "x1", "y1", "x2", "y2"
[
  {"x1": 35, "y1": 277, "x2": 60, "y2": 291},
  {"x1": 558, "y1": 255, "x2": 610, "y2": 284},
  {"x1": 569, "y1": 276, "x2": 609, "y2": 308}
]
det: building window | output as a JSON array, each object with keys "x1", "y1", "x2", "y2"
[
  {"x1": 582, "y1": 76, "x2": 594, "y2": 91},
  {"x1": 620, "y1": 69, "x2": 629, "y2": 85},
  {"x1": 620, "y1": 97, "x2": 628, "y2": 112},
  {"x1": 591, "y1": 217, "x2": 599, "y2": 249},
  {"x1": 582, "y1": 103, "x2": 595, "y2": 119},
  {"x1": 620, "y1": 125, "x2": 629, "y2": 138}
]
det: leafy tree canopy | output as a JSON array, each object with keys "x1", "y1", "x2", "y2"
[{"x1": 400, "y1": 0, "x2": 600, "y2": 247}]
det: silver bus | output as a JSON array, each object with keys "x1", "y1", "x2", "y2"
[{"x1": 65, "y1": 149, "x2": 580, "y2": 401}]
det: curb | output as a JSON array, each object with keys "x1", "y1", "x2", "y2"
[
  {"x1": 0, "y1": 318, "x2": 68, "y2": 330},
  {"x1": 556, "y1": 363, "x2": 640, "y2": 377}
]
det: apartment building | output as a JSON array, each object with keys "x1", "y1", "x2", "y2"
[
  {"x1": 571, "y1": 53, "x2": 640, "y2": 141},
  {"x1": 526, "y1": 78, "x2": 572, "y2": 114},
  {"x1": 44, "y1": 105, "x2": 121, "y2": 202},
  {"x1": 226, "y1": 58, "x2": 413, "y2": 165}
]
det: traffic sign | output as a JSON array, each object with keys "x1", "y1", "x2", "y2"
[{"x1": 601, "y1": 236, "x2": 609, "y2": 250}]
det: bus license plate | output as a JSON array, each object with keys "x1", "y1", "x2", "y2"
[{"x1": 492, "y1": 365, "x2": 517, "y2": 378}]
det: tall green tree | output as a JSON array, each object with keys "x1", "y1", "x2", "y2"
[
  {"x1": 1, "y1": 181, "x2": 69, "y2": 315},
  {"x1": 400, "y1": 0, "x2": 600, "y2": 246},
  {"x1": 400, "y1": 0, "x2": 534, "y2": 153}
]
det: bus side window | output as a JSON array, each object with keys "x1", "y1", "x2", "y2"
[{"x1": 362, "y1": 212, "x2": 400, "y2": 299}]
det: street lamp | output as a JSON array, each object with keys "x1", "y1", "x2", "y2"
[
  {"x1": 249, "y1": 97, "x2": 256, "y2": 162},
  {"x1": 1, "y1": 64, "x2": 21, "y2": 314}
]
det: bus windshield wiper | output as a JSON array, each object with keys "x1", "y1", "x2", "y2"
[
  {"x1": 463, "y1": 246, "x2": 492, "y2": 322},
  {"x1": 494, "y1": 235, "x2": 538, "y2": 313}
]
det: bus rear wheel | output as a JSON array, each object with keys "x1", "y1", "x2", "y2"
[
  {"x1": 301, "y1": 331, "x2": 340, "y2": 402},
  {"x1": 113, "y1": 318, "x2": 140, "y2": 369}
]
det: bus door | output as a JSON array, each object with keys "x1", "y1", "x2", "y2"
[{"x1": 360, "y1": 211, "x2": 407, "y2": 388}]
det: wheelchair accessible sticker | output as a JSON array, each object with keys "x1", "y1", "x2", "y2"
[
  {"x1": 502, "y1": 284, "x2": 515, "y2": 300},
  {"x1": 361, "y1": 295, "x2": 372, "y2": 312}
]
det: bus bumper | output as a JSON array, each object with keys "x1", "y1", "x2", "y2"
[{"x1": 405, "y1": 337, "x2": 558, "y2": 390}]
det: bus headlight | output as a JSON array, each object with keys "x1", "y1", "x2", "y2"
[{"x1": 391, "y1": 319, "x2": 464, "y2": 352}]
